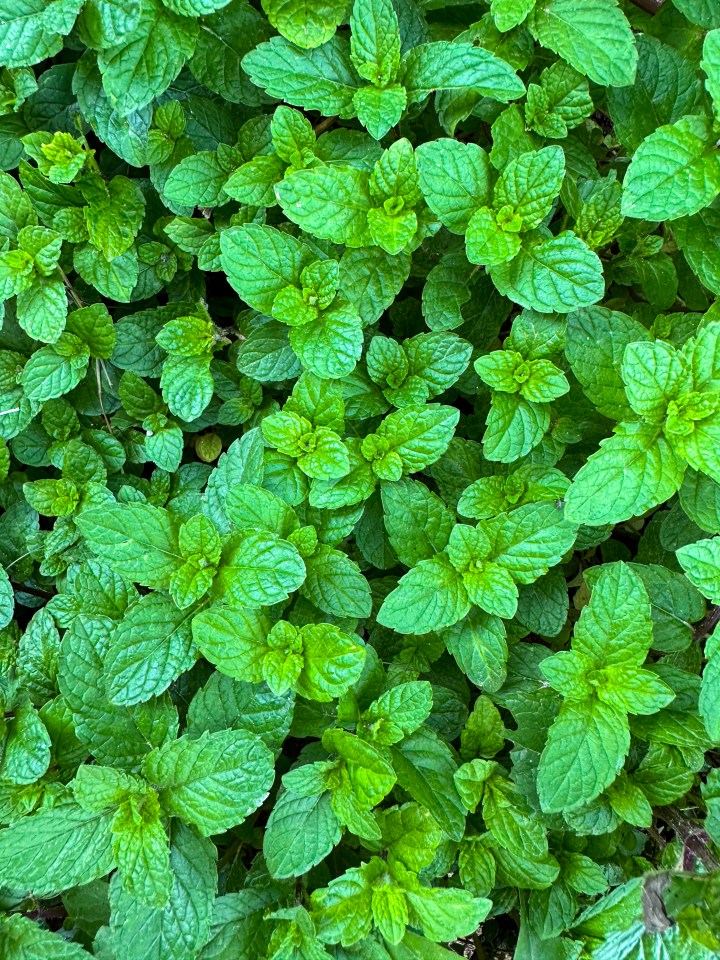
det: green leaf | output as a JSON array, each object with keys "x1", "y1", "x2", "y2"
[
  {"x1": 537, "y1": 698, "x2": 630, "y2": 813},
  {"x1": 21, "y1": 340, "x2": 89, "y2": 402},
  {"x1": 97, "y1": 0, "x2": 198, "y2": 115},
  {"x1": 301, "y1": 545, "x2": 372, "y2": 619},
  {"x1": 217, "y1": 531, "x2": 306, "y2": 607},
  {"x1": 401, "y1": 42, "x2": 525, "y2": 105},
  {"x1": 262, "y1": 0, "x2": 347, "y2": 49},
  {"x1": 242, "y1": 36, "x2": 361, "y2": 117},
  {"x1": 565, "y1": 306, "x2": 651, "y2": 421},
  {"x1": 350, "y1": 0, "x2": 401, "y2": 87},
  {"x1": 376, "y1": 403, "x2": 460, "y2": 473},
  {"x1": 66, "y1": 303, "x2": 115, "y2": 359},
  {"x1": 105, "y1": 594, "x2": 196, "y2": 706},
  {"x1": 294, "y1": 622, "x2": 366, "y2": 701},
  {"x1": 111, "y1": 791, "x2": 172, "y2": 907},
  {"x1": 0, "y1": 0, "x2": 83, "y2": 69},
  {"x1": 164, "y1": 152, "x2": 229, "y2": 208},
  {"x1": 0, "y1": 564, "x2": 13, "y2": 629},
  {"x1": 607, "y1": 35, "x2": 703, "y2": 152},
  {"x1": 700, "y1": 654, "x2": 720, "y2": 742},
  {"x1": 187, "y1": 672, "x2": 292, "y2": 752},
  {"x1": 573, "y1": 562, "x2": 654, "y2": 668},
  {"x1": 191, "y1": 605, "x2": 271, "y2": 680},
  {"x1": 381, "y1": 478, "x2": 453, "y2": 567},
  {"x1": 163, "y1": 0, "x2": 234, "y2": 14},
  {"x1": 310, "y1": 863, "x2": 373, "y2": 945},
  {"x1": 621, "y1": 339, "x2": 687, "y2": 421},
  {"x1": 482, "y1": 393, "x2": 549, "y2": 463},
  {"x1": 221, "y1": 224, "x2": 314, "y2": 314},
  {"x1": 529, "y1": 0, "x2": 637, "y2": 87},
  {"x1": 73, "y1": 244, "x2": 138, "y2": 302},
  {"x1": 362, "y1": 681, "x2": 433, "y2": 745},
  {"x1": 673, "y1": 0, "x2": 720, "y2": 29},
  {"x1": 416, "y1": 139, "x2": 490, "y2": 234},
  {"x1": 339, "y1": 247, "x2": 410, "y2": 325},
  {"x1": 390, "y1": 727, "x2": 466, "y2": 840},
  {"x1": 405, "y1": 885, "x2": 491, "y2": 944},
  {"x1": 84, "y1": 176, "x2": 145, "y2": 259},
  {"x1": 190, "y1": 2, "x2": 272, "y2": 104},
  {"x1": 0, "y1": 913, "x2": 90, "y2": 959},
  {"x1": 7, "y1": 0, "x2": 720, "y2": 948},
  {"x1": 489, "y1": 231, "x2": 604, "y2": 313},
  {"x1": 378, "y1": 552, "x2": 470, "y2": 635},
  {"x1": 76, "y1": 503, "x2": 182, "y2": 589},
  {"x1": 621, "y1": 115, "x2": 720, "y2": 222},
  {"x1": 264, "y1": 789, "x2": 342, "y2": 878},
  {"x1": 16, "y1": 274, "x2": 67, "y2": 343},
  {"x1": 142, "y1": 730, "x2": 275, "y2": 836},
  {"x1": 565, "y1": 422, "x2": 685, "y2": 527},
  {"x1": 677, "y1": 536, "x2": 720, "y2": 604},
  {"x1": 443, "y1": 608, "x2": 508, "y2": 692},
  {"x1": 82, "y1": 0, "x2": 142, "y2": 46},
  {"x1": 675, "y1": 205, "x2": 720, "y2": 296},
  {"x1": 289, "y1": 308, "x2": 364, "y2": 380},
  {"x1": 703, "y1": 29, "x2": 720, "y2": 114},
  {"x1": 353, "y1": 83, "x2": 407, "y2": 141},
  {"x1": 277, "y1": 165, "x2": 373, "y2": 247},
  {"x1": 109, "y1": 821, "x2": 216, "y2": 960},
  {"x1": 0, "y1": 798, "x2": 114, "y2": 896},
  {"x1": 495, "y1": 146, "x2": 566, "y2": 229},
  {"x1": 482, "y1": 502, "x2": 577, "y2": 584},
  {"x1": 161, "y1": 355, "x2": 214, "y2": 421}
]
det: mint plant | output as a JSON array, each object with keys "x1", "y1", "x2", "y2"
[{"x1": 1, "y1": 2, "x2": 720, "y2": 959}]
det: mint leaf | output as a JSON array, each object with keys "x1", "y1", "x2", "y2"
[
  {"x1": 538, "y1": 563, "x2": 673, "y2": 813},
  {"x1": 262, "y1": 0, "x2": 347, "y2": 49},
  {"x1": 621, "y1": 115, "x2": 720, "y2": 221},
  {"x1": 378, "y1": 552, "x2": 469, "y2": 635},
  {"x1": 565, "y1": 423, "x2": 685, "y2": 526},
  {"x1": 401, "y1": 42, "x2": 525, "y2": 104},
  {"x1": 529, "y1": 0, "x2": 637, "y2": 87},
  {"x1": 277, "y1": 165, "x2": 373, "y2": 247},
  {"x1": 76, "y1": 503, "x2": 182, "y2": 589},
  {"x1": 416, "y1": 139, "x2": 490, "y2": 234},
  {"x1": 105, "y1": 594, "x2": 195, "y2": 706},
  {"x1": 8, "y1": 4, "x2": 720, "y2": 955},
  {"x1": 489, "y1": 231, "x2": 604, "y2": 313},
  {"x1": 264, "y1": 789, "x2": 342, "y2": 878},
  {"x1": 0, "y1": 914, "x2": 90, "y2": 959},
  {"x1": 216, "y1": 531, "x2": 306, "y2": 607},
  {"x1": 607, "y1": 35, "x2": 703, "y2": 152},
  {"x1": 677, "y1": 537, "x2": 720, "y2": 604},
  {"x1": 538, "y1": 698, "x2": 630, "y2": 813},
  {"x1": 97, "y1": 0, "x2": 198, "y2": 114},
  {"x1": 108, "y1": 821, "x2": 216, "y2": 960},
  {"x1": 0, "y1": 798, "x2": 114, "y2": 896},
  {"x1": 242, "y1": 36, "x2": 360, "y2": 117},
  {"x1": 142, "y1": 730, "x2": 275, "y2": 836}
]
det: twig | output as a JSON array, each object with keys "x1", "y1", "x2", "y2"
[
  {"x1": 695, "y1": 605, "x2": 720, "y2": 642},
  {"x1": 10, "y1": 582, "x2": 54, "y2": 601},
  {"x1": 629, "y1": 0, "x2": 666, "y2": 12},
  {"x1": 648, "y1": 825, "x2": 667, "y2": 851},
  {"x1": 95, "y1": 359, "x2": 113, "y2": 432},
  {"x1": 4, "y1": 551, "x2": 32, "y2": 571},
  {"x1": 313, "y1": 115, "x2": 338, "y2": 136},
  {"x1": 58, "y1": 267, "x2": 83, "y2": 309},
  {"x1": 658, "y1": 806, "x2": 720, "y2": 873}
]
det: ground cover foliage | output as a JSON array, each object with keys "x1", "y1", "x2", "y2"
[{"x1": 1, "y1": 0, "x2": 720, "y2": 957}]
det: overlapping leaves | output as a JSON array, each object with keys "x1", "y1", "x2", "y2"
[{"x1": 0, "y1": 1, "x2": 719, "y2": 960}]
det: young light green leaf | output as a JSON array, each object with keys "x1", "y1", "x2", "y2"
[{"x1": 142, "y1": 730, "x2": 275, "y2": 836}]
